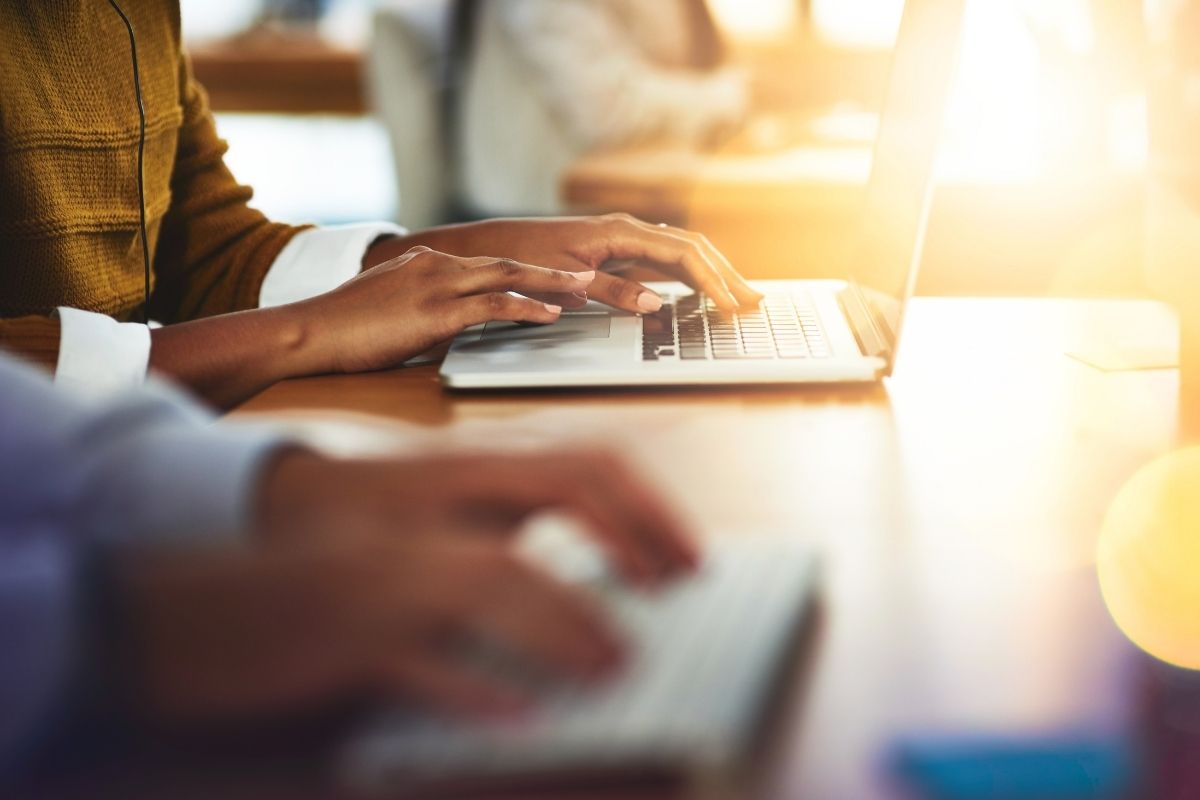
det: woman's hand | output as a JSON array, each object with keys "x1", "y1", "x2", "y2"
[
  {"x1": 115, "y1": 536, "x2": 624, "y2": 724},
  {"x1": 374, "y1": 214, "x2": 763, "y2": 314},
  {"x1": 296, "y1": 246, "x2": 595, "y2": 374},
  {"x1": 148, "y1": 217, "x2": 756, "y2": 409},
  {"x1": 255, "y1": 448, "x2": 699, "y2": 588}
]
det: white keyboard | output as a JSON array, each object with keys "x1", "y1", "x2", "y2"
[
  {"x1": 642, "y1": 292, "x2": 832, "y2": 362},
  {"x1": 343, "y1": 534, "x2": 818, "y2": 790}
]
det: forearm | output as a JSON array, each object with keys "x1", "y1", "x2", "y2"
[{"x1": 149, "y1": 304, "x2": 327, "y2": 409}]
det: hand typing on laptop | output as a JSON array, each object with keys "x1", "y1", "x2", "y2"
[
  {"x1": 284, "y1": 247, "x2": 597, "y2": 377},
  {"x1": 151, "y1": 218, "x2": 761, "y2": 409},
  {"x1": 369, "y1": 213, "x2": 764, "y2": 315},
  {"x1": 106, "y1": 447, "x2": 698, "y2": 728}
]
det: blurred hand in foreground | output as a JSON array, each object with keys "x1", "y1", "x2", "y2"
[
  {"x1": 110, "y1": 447, "x2": 698, "y2": 725},
  {"x1": 116, "y1": 535, "x2": 622, "y2": 723},
  {"x1": 255, "y1": 448, "x2": 699, "y2": 587}
]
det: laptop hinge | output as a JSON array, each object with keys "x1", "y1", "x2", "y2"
[{"x1": 838, "y1": 283, "x2": 892, "y2": 364}]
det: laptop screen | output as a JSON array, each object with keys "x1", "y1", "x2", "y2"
[{"x1": 850, "y1": 0, "x2": 966, "y2": 356}]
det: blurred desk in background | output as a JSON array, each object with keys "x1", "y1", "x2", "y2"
[
  {"x1": 190, "y1": 30, "x2": 366, "y2": 114},
  {"x1": 33, "y1": 298, "x2": 1173, "y2": 800}
]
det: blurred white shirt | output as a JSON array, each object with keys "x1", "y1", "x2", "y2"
[{"x1": 459, "y1": 0, "x2": 748, "y2": 216}]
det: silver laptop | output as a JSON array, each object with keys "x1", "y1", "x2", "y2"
[{"x1": 441, "y1": 0, "x2": 966, "y2": 390}]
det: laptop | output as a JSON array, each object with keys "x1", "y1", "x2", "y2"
[
  {"x1": 440, "y1": 0, "x2": 967, "y2": 390},
  {"x1": 342, "y1": 529, "x2": 819, "y2": 794}
]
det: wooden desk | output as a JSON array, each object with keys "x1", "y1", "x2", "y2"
[
  {"x1": 38, "y1": 299, "x2": 1181, "y2": 799},
  {"x1": 190, "y1": 31, "x2": 365, "y2": 115},
  {"x1": 238, "y1": 298, "x2": 1179, "y2": 798}
]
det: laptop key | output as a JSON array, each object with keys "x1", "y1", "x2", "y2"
[
  {"x1": 716, "y1": 351, "x2": 769, "y2": 360},
  {"x1": 647, "y1": 291, "x2": 837, "y2": 364}
]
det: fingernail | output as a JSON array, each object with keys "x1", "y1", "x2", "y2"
[
  {"x1": 572, "y1": 291, "x2": 588, "y2": 301},
  {"x1": 636, "y1": 292, "x2": 663, "y2": 313},
  {"x1": 544, "y1": 303, "x2": 562, "y2": 314},
  {"x1": 575, "y1": 270, "x2": 597, "y2": 283}
]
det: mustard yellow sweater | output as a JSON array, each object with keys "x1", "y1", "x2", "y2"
[{"x1": 0, "y1": 2, "x2": 308, "y2": 369}]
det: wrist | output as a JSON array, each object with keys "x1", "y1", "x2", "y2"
[
  {"x1": 270, "y1": 300, "x2": 339, "y2": 378},
  {"x1": 147, "y1": 305, "x2": 331, "y2": 409}
]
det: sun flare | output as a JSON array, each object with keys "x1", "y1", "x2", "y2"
[{"x1": 1098, "y1": 448, "x2": 1200, "y2": 670}]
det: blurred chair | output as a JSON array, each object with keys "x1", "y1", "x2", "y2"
[{"x1": 366, "y1": 0, "x2": 455, "y2": 230}]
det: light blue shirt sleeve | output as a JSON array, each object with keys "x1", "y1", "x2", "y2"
[{"x1": 0, "y1": 354, "x2": 292, "y2": 774}]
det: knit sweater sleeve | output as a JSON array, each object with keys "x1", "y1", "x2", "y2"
[
  {"x1": 0, "y1": 317, "x2": 62, "y2": 372},
  {"x1": 149, "y1": 53, "x2": 312, "y2": 324}
]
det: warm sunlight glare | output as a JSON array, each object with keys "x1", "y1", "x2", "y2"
[
  {"x1": 1108, "y1": 95, "x2": 1149, "y2": 173},
  {"x1": 708, "y1": 0, "x2": 797, "y2": 41},
  {"x1": 1098, "y1": 448, "x2": 1200, "y2": 671},
  {"x1": 940, "y1": 0, "x2": 1045, "y2": 182},
  {"x1": 811, "y1": 1, "x2": 1114, "y2": 183},
  {"x1": 812, "y1": 0, "x2": 905, "y2": 48}
]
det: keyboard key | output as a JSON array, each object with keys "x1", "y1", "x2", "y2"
[{"x1": 639, "y1": 291, "x2": 835, "y2": 362}]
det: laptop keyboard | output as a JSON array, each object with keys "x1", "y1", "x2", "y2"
[
  {"x1": 641, "y1": 292, "x2": 831, "y2": 362},
  {"x1": 343, "y1": 539, "x2": 817, "y2": 786}
]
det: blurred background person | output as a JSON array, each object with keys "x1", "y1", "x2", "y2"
[{"x1": 452, "y1": 0, "x2": 751, "y2": 217}]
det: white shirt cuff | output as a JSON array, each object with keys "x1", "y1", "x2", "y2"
[
  {"x1": 54, "y1": 307, "x2": 151, "y2": 397},
  {"x1": 259, "y1": 222, "x2": 408, "y2": 307}
]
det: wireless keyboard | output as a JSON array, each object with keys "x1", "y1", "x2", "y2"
[{"x1": 343, "y1": 534, "x2": 818, "y2": 791}]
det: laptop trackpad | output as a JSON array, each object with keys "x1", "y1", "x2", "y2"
[{"x1": 480, "y1": 313, "x2": 611, "y2": 343}]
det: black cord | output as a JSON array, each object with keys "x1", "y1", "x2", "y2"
[{"x1": 106, "y1": 0, "x2": 151, "y2": 324}]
